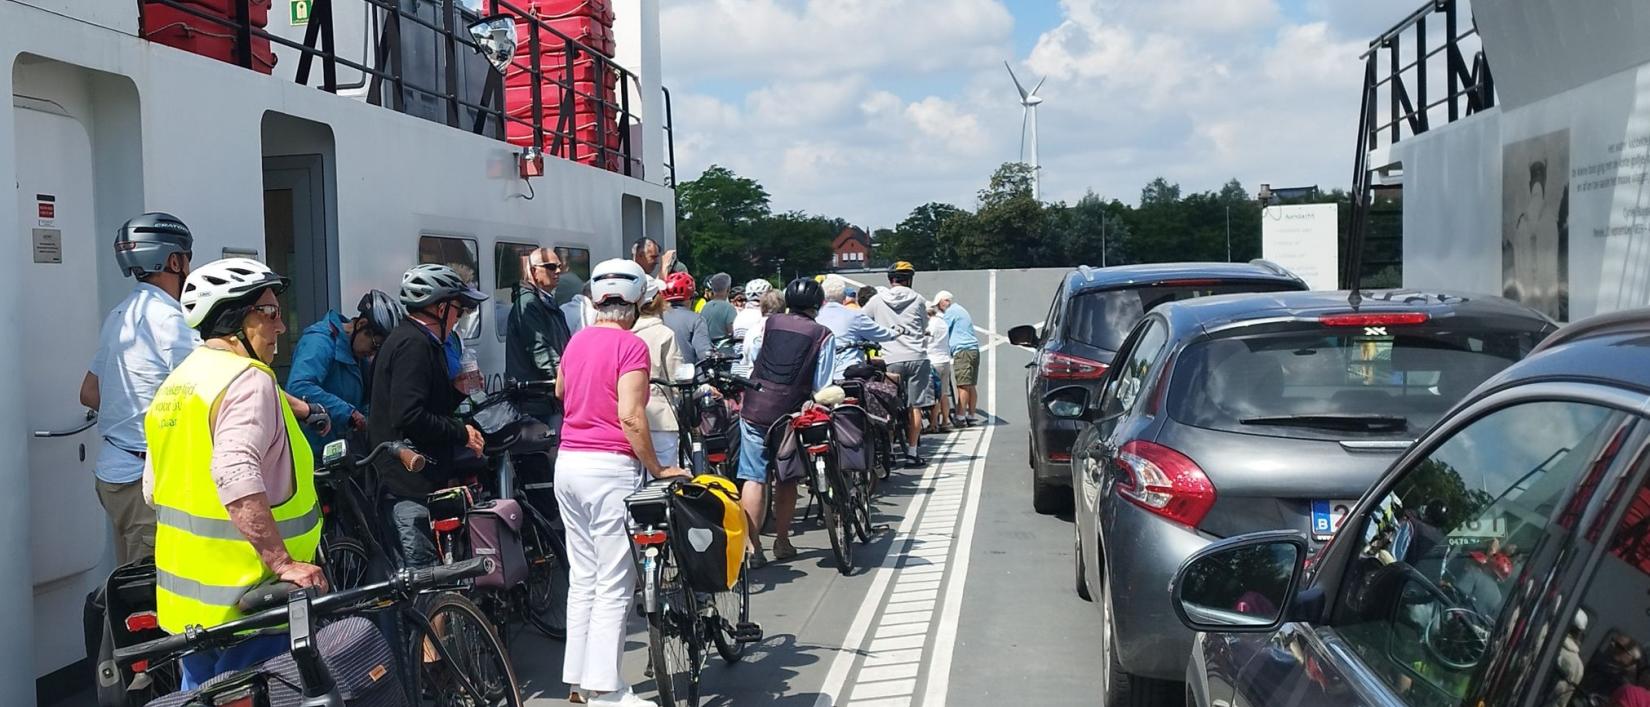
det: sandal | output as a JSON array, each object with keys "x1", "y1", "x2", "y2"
[{"x1": 772, "y1": 538, "x2": 799, "y2": 561}]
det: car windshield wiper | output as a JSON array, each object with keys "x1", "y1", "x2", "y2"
[{"x1": 1239, "y1": 414, "x2": 1409, "y2": 433}]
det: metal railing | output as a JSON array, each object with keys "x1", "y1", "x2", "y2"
[
  {"x1": 135, "y1": 0, "x2": 677, "y2": 182},
  {"x1": 1344, "y1": 0, "x2": 1494, "y2": 289}
]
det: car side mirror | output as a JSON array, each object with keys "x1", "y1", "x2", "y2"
[
  {"x1": 1007, "y1": 325, "x2": 1039, "y2": 348},
  {"x1": 322, "y1": 439, "x2": 349, "y2": 466},
  {"x1": 1042, "y1": 386, "x2": 1089, "y2": 419},
  {"x1": 1172, "y1": 531, "x2": 1308, "y2": 633}
]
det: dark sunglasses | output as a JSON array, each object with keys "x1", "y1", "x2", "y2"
[{"x1": 534, "y1": 261, "x2": 565, "y2": 273}]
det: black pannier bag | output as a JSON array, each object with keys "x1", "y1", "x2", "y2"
[
  {"x1": 667, "y1": 476, "x2": 747, "y2": 593},
  {"x1": 830, "y1": 404, "x2": 874, "y2": 472},
  {"x1": 145, "y1": 616, "x2": 405, "y2": 707}
]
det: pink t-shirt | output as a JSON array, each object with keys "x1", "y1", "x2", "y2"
[{"x1": 560, "y1": 325, "x2": 652, "y2": 457}]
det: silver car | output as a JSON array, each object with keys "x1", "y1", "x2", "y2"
[{"x1": 1061, "y1": 290, "x2": 1555, "y2": 705}]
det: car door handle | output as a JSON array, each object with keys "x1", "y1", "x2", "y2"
[{"x1": 34, "y1": 409, "x2": 97, "y2": 438}]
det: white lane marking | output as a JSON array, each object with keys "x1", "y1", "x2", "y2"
[
  {"x1": 812, "y1": 431, "x2": 969, "y2": 706},
  {"x1": 859, "y1": 663, "x2": 922, "y2": 683},
  {"x1": 921, "y1": 268, "x2": 1000, "y2": 706},
  {"x1": 854, "y1": 680, "x2": 918, "y2": 700}
]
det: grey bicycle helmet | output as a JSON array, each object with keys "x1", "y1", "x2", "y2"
[
  {"x1": 115, "y1": 212, "x2": 194, "y2": 278},
  {"x1": 400, "y1": 264, "x2": 488, "y2": 308},
  {"x1": 356, "y1": 289, "x2": 406, "y2": 336}
]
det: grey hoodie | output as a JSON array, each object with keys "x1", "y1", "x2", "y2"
[{"x1": 863, "y1": 285, "x2": 929, "y2": 363}]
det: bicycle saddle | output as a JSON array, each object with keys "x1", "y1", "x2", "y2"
[{"x1": 483, "y1": 419, "x2": 555, "y2": 456}]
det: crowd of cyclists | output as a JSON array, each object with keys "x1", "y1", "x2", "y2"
[{"x1": 82, "y1": 213, "x2": 984, "y2": 706}]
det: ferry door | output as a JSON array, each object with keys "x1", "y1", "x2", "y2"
[
  {"x1": 14, "y1": 103, "x2": 106, "y2": 654},
  {"x1": 263, "y1": 155, "x2": 334, "y2": 378}
]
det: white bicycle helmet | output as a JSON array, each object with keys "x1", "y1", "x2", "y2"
[
  {"x1": 401, "y1": 264, "x2": 488, "y2": 308},
  {"x1": 181, "y1": 258, "x2": 289, "y2": 334},
  {"x1": 590, "y1": 258, "x2": 646, "y2": 306},
  {"x1": 744, "y1": 278, "x2": 774, "y2": 300}
]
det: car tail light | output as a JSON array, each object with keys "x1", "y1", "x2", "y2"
[
  {"x1": 1318, "y1": 312, "x2": 1429, "y2": 327},
  {"x1": 1113, "y1": 440, "x2": 1216, "y2": 528},
  {"x1": 1040, "y1": 351, "x2": 1109, "y2": 380}
]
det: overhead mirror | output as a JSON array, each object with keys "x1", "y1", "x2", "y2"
[
  {"x1": 1173, "y1": 533, "x2": 1305, "y2": 631},
  {"x1": 468, "y1": 15, "x2": 517, "y2": 73}
]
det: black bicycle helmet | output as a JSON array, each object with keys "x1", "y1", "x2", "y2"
[
  {"x1": 356, "y1": 289, "x2": 406, "y2": 336},
  {"x1": 785, "y1": 277, "x2": 825, "y2": 313},
  {"x1": 115, "y1": 212, "x2": 194, "y2": 278}
]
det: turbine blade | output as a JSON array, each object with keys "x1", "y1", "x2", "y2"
[
  {"x1": 1031, "y1": 76, "x2": 1046, "y2": 97},
  {"x1": 1004, "y1": 61, "x2": 1029, "y2": 100}
]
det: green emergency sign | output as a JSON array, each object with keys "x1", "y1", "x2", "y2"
[{"x1": 290, "y1": 0, "x2": 310, "y2": 25}]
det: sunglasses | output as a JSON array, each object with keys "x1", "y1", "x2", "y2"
[
  {"x1": 534, "y1": 261, "x2": 565, "y2": 273},
  {"x1": 250, "y1": 303, "x2": 283, "y2": 320}
]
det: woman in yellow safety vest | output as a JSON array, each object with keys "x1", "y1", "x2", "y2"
[{"x1": 144, "y1": 258, "x2": 326, "y2": 690}]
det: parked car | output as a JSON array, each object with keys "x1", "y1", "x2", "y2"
[
  {"x1": 1063, "y1": 289, "x2": 1556, "y2": 705},
  {"x1": 1169, "y1": 307, "x2": 1650, "y2": 706},
  {"x1": 1008, "y1": 261, "x2": 1308, "y2": 514}
]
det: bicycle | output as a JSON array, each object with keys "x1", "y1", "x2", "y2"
[
  {"x1": 788, "y1": 399, "x2": 876, "y2": 575},
  {"x1": 451, "y1": 379, "x2": 571, "y2": 640},
  {"x1": 652, "y1": 356, "x2": 761, "y2": 479},
  {"x1": 313, "y1": 438, "x2": 425, "y2": 591},
  {"x1": 116, "y1": 557, "x2": 520, "y2": 707},
  {"x1": 626, "y1": 479, "x2": 762, "y2": 707}
]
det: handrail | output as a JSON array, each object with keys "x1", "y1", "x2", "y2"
[
  {"x1": 136, "y1": 0, "x2": 673, "y2": 181},
  {"x1": 34, "y1": 410, "x2": 97, "y2": 439}
]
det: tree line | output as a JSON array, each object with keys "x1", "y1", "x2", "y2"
[{"x1": 677, "y1": 163, "x2": 1397, "y2": 286}]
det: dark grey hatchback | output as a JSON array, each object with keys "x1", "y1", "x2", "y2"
[
  {"x1": 1065, "y1": 290, "x2": 1556, "y2": 705},
  {"x1": 1171, "y1": 308, "x2": 1650, "y2": 707}
]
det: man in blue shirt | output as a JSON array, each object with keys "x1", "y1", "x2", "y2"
[
  {"x1": 816, "y1": 274, "x2": 896, "y2": 380},
  {"x1": 936, "y1": 291, "x2": 982, "y2": 426},
  {"x1": 287, "y1": 290, "x2": 403, "y2": 454}
]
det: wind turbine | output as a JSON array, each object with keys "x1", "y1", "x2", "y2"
[{"x1": 1005, "y1": 61, "x2": 1046, "y2": 201}]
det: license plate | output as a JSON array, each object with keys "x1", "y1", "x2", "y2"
[{"x1": 1311, "y1": 500, "x2": 1358, "y2": 540}]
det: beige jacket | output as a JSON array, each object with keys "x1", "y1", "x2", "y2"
[{"x1": 632, "y1": 315, "x2": 685, "y2": 432}]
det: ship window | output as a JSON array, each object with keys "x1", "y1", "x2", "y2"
[
  {"x1": 494, "y1": 241, "x2": 539, "y2": 341},
  {"x1": 553, "y1": 246, "x2": 592, "y2": 306},
  {"x1": 418, "y1": 235, "x2": 482, "y2": 340}
]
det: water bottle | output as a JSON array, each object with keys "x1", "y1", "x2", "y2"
[{"x1": 458, "y1": 346, "x2": 485, "y2": 400}]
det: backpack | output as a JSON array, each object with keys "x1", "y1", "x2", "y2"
[{"x1": 669, "y1": 476, "x2": 748, "y2": 593}]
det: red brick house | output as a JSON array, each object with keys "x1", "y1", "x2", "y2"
[{"x1": 831, "y1": 226, "x2": 871, "y2": 270}]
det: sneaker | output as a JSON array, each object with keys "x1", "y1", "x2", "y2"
[
  {"x1": 772, "y1": 538, "x2": 799, "y2": 561},
  {"x1": 589, "y1": 688, "x2": 657, "y2": 706}
]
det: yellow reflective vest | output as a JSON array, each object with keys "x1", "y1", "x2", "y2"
[{"x1": 146, "y1": 347, "x2": 320, "y2": 634}]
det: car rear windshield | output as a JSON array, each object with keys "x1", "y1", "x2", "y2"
[
  {"x1": 1067, "y1": 282, "x2": 1300, "y2": 351},
  {"x1": 1167, "y1": 325, "x2": 1546, "y2": 440}
]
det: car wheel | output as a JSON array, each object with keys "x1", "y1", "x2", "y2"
[
  {"x1": 1100, "y1": 574, "x2": 1181, "y2": 706},
  {"x1": 1032, "y1": 478, "x2": 1072, "y2": 515},
  {"x1": 1074, "y1": 523, "x2": 1092, "y2": 602}
]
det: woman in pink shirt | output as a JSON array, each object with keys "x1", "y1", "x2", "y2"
[{"x1": 554, "y1": 259, "x2": 687, "y2": 707}]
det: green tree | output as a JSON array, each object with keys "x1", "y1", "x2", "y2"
[
  {"x1": 957, "y1": 163, "x2": 1046, "y2": 268},
  {"x1": 677, "y1": 165, "x2": 771, "y2": 280},
  {"x1": 750, "y1": 211, "x2": 838, "y2": 282},
  {"x1": 887, "y1": 202, "x2": 967, "y2": 270}
]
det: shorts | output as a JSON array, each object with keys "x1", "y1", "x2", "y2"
[
  {"x1": 887, "y1": 359, "x2": 934, "y2": 407},
  {"x1": 931, "y1": 361, "x2": 954, "y2": 404},
  {"x1": 953, "y1": 348, "x2": 981, "y2": 386},
  {"x1": 736, "y1": 419, "x2": 769, "y2": 484}
]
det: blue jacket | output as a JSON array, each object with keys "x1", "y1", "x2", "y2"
[{"x1": 286, "y1": 311, "x2": 367, "y2": 453}]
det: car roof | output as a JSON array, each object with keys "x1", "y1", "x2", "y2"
[
  {"x1": 1152, "y1": 289, "x2": 1557, "y2": 337},
  {"x1": 1064, "y1": 261, "x2": 1304, "y2": 292},
  {"x1": 1486, "y1": 307, "x2": 1650, "y2": 394}
]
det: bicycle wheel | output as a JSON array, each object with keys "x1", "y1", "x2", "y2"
[
  {"x1": 647, "y1": 551, "x2": 703, "y2": 707},
  {"x1": 407, "y1": 592, "x2": 522, "y2": 707},
  {"x1": 523, "y1": 522, "x2": 569, "y2": 639},
  {"x1": 874, "y1": 429, "x2": 893, "y2": 481},
  {"x1": 711, "y1": 562, "x2": 751, "y2": 664},
  {"x1": 851, "y1": 467, "x2": 873, "y2": 544},
  {"x1": 319, "y1": 535, "x2": 372, "y2": 591},
  {"x1": 816, "y1": 455, "x2": 853, "y2": 575}
]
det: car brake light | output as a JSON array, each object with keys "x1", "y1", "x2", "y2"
[
  {"x1": 1318, "y1": 312, "x2": 1429, "y2": 327},
  {"x1": 1113, "y1": 440, "x2": 1216, "y2": 528},
  {"x1": 1048, "y1": 451, "x2": 1071, "y2": 462},
  {"x1": 1041, "y1": 351, "x2": 1109, "y2": 380}
]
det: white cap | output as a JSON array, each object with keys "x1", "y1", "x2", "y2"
[
  {"x1": 933, "y1": 290, "x2": 954, "y2": 304},
  {"x1": 643, "y1": 276, "x2": 665, "y2": 302},
  {"x1": 1573, "y1": 609, "x2": 1589, "y2": 633}
]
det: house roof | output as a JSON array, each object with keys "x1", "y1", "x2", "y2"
[{"x1": 833, "y1": 226, "x2": 870, "y2": 249}]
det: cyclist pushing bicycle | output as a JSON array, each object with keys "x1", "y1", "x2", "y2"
[{"x1": 735, "y1": 278, "x2": 837, "y2": 566}]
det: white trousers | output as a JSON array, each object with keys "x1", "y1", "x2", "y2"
[{"x1": 556, "y1": 450, "x2": 643, "y2": 693}]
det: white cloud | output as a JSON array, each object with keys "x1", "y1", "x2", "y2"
[{"x1": 661, "y1": 0, "x2": 1390, "y2": 228}]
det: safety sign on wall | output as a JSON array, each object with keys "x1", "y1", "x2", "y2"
[{"x1": 290, "y1": 0, "x2": 310, "y2": 25}]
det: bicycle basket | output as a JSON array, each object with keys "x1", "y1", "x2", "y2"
[{"x1": 669, "y1": 476, "x2": 747, "y2": 593}]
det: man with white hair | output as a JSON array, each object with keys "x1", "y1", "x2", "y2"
[{"x1": 816, "y1": 274, "x2": 897, "y2": 380}]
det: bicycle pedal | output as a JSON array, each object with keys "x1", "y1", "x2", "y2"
[{"x1": 733, "y1": 622, "x2": 764, "y2": 643}]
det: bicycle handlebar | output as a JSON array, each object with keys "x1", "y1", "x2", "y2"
[
  {"x1": 115, "y1": 557, "x2": 494, "y2": 667},
  {"x1": 322, "y1": 440, "x2": 424, "y2": 476}
]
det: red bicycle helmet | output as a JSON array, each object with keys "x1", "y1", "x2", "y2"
[{"x1": 664, "y1": 271, "x2": 696, "y2": 302}]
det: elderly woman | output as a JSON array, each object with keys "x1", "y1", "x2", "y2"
[
  {"x1": 631, "y1": 276, "x2": 688, "y2": 470},
  {"x1": 555, "y1": 259, "x2": 687, "y2": 707}
]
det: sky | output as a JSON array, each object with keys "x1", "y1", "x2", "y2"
[{"x1": 658, "y1": 0, "x2": 1410, "y2": 230}]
